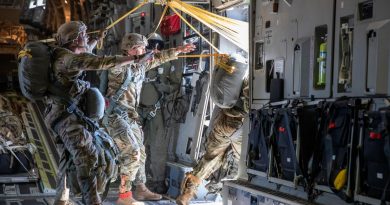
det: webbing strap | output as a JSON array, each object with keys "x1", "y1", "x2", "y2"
[
  {"x1": 149, "y1": 5, "x2": 169, "y2": 39},
  {"x1": 47, "y1": 84, "x2": 99, "y2": 131},
  {"x1": 177, "y1": 54, "x2": 227, "y2": 58},
  {"x1": 282, "y1": 111, "x2": 301, "y2": 178},
  {"x1": 103, "y1": 69, "x2": 134, "y2": 125},
  {"x1": 248, "y1": 111, "x2": 260, "y2": 153}
]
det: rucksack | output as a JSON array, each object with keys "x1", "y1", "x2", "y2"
[
  {"x1": 18, "y1": 42, "x2": 52, "y2": 101},
  {"x1": 65, "y1": 129, "x2": 119, "y2": 200}
]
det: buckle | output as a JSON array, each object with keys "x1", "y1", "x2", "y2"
[
  {"x1": 155, "y1": 101, "x2": 161, "y2": 109},
  {"x1": 120, "y1": 84, "x2": 128, "y2": 91},
  {"x1": 144, "y1": 77, "x2": 156, "y2": 83},
  {"x1": 66, "y1": 102, "x2": 77, "y2": 113},
  {"x1": 111, "y1": 95, "x2": 119, "y2": 102}
]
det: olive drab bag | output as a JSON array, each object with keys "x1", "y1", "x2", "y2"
[
  {"x1": 65, "y1": 130, "x2": 119, "y2": 199},
  {"x1": 18, "y1": 42, "x2": 52, "y2": 101}
]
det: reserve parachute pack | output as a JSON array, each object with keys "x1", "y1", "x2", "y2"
[
  {"x1": 210, "y1": 54, "x2": 248, "y2": 109},
  {"x1": 18, "y1": 42, "x2": 52, "y2": 101}
]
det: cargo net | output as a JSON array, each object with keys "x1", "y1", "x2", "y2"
[{"x1": 0, "y1": 95, "x2": 36, "y2": 176}]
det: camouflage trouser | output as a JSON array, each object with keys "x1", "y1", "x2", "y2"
[
  {"x1": 192, "y1": 108, "x2": 244, "y2": 180},
  {"x1": 51, "y1": 114, "x2": 101, "y2": 205},
  {"x1": 105, "y1": 112, "x2": 146, "y2": 192}
]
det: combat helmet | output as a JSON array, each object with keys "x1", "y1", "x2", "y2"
[
  {"x1": 147, "y1": 32, "x2": 164, "y2": 50},
  {"x1": 121, "y1": 33, "x2": 148, "y2": 51},
  {"x1": 55, "y1": 21, "x2": 87, "y2": 46}
]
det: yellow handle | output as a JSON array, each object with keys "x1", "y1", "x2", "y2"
[
  {"x1": 333, "y1": 169, "x2": 347, "y2": 190},
  {"x1": 18, "y1": 49, "x2": 32, "y2": 59}
]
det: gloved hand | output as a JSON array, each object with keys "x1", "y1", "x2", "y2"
[
  {"x1": 98, "y1": 28, "x2": 108, "y2": 40},
  {"x1": 175, "y1": 43, "x2": 196, "y2": 54},
  {"x1": 87, "y1": 29, "x2": 108, "y2": 52},
  {"x1": 137, "y1": 51, "x2": 155, "y2": 64}
]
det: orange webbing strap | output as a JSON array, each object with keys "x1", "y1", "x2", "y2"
[
  {"x1": 177, "y1": 53, "x2": 227, "y2": 58},
  {"x1": 178, "y1": 53, "x2": 235, "y2": 74}
]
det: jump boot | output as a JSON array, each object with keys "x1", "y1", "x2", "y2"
[
  {"x1": 116, "y1": 191, "x2": 144, "y2": 205},
  {"x1": 116, "y1": 175, "x2": 143, "y2": 205},
  {"x1": 134, "y1": 183, "x2": 162, "y2": 201},
  {"x1": 175, "y1": 172, "x2": 202, "y2": 205}
]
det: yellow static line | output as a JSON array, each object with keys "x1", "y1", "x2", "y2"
[
  {"x1": 149, "y1": 5, "x2": 169, "y2": 39},
  {"x1": 177, "y1": 53, "x2": 227, "y2": 58},
  {"x1": 168, "y1": 4, "x2": 220, "y2": 53}
]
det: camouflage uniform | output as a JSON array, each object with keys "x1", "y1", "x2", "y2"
[
  {"x1": 104, "y1": 48, "x2": 178, "y2": 193},
  {"x1": 44, "y1": 47, "x2": 121, "y2": 205}
]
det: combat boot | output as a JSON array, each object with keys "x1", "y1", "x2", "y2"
[
  {"x1": 133, "y1": 183, "x2": 162, "y2": 201},
  {"x1": 116, "y1": 191, "x2": 144, "y2": 205},
  {"x1": 175, "y1": 173, "x2": 202, "y2": 205}
]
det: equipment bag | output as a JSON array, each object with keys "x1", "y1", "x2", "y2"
[
  {"x1": 66, "y1": 129, "x2": 119, "y2": 200},
  {"x1": 18, "y1": 42, "x2": 52, "y2": 101},
  {"x1": 160, "y1": 13, "x2": 181, "y2": 37},
  {"x1": 360, "y1": 111, "x2": 390, "y2": 201},
  {"x1": 272, "y1": 108, "x2": 300, "y2": 181},
  {"x1": 248, "y1": 109, "x2": 272, "y2": 173}
]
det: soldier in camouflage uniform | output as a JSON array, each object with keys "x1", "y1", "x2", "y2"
[
  {"x1": 103, "y1": 33, "x2": 195, "y2": 205},
  {"x1": 44, "y1": 21, "x2": 144, "y2": 205},
  {"x1": 176, "y1": 77, "x2": 249, "y2": 205}
]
